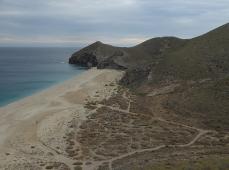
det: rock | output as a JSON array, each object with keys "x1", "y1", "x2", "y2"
[
  {"x1": 69, "y1": 41, "x2": 127, "y2": 69},
  {"x1": 69, "y1": 53, "x2": 98, "y2": 67}
]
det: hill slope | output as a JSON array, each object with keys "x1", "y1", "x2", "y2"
[
  {"x1": 69, "y1": 37, "x2": 186, "y2": 70},
  {"x1": 70, "y1": 23, "x2": 229, "y2": 87},
  {"x1": 68, "y1": 24, "x2": 229, "y2": 170}
]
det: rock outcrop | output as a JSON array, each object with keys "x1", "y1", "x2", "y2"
[{"x1": 69, "y1": 41, "x2": 128, "y2": 69}]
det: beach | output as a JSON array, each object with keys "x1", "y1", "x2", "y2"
[{"x1": 0, "y1": 68, "x2": 124, "y2": 170}]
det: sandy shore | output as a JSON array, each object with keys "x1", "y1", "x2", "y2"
[{"x1": 0, "y1": 68, "x2": 123, "y2": 170}]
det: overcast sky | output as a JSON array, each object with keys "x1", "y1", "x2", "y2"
[{"x1": 0, "y1": 0, "x2": 229, "y2": 47}]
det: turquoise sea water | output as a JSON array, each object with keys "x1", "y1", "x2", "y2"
[{"x1": 0, "y1": 47, "x2": 85, "y2": 106}]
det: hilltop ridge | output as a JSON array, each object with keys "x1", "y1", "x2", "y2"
[
  {"x1": 69, "y1": 36, "x2": 186, "y2": 70},
  {"x1": 69, "y1": 23, "x2": 229, "y2": 87}
]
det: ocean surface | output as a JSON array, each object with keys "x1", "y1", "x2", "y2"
[{"x1": 0, "y1": 47, "x2": 85, "y2": 107}]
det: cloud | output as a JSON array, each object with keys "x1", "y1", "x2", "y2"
[
  {"x1": 0, "y1": 34, "x2": 149, "y2": 47},
  {"x1": 0, "y1": 0, "x2": 229, "y2": 46}
]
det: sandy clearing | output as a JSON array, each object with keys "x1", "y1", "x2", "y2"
[{"x1": 0, "y1": 68, "x2": 124, "y2": 169}]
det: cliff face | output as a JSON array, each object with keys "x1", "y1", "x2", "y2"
[{"x1": 69, "y1": 41, "x2": 128, "y2": 69}]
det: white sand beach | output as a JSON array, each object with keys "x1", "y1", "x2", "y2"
[{"x1": 0, "y1": 68, "x2": 123, "y2": 170}]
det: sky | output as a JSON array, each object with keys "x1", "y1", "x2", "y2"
[{"x1": 0, "y1": 0, "x2": 229, "y2": 47}]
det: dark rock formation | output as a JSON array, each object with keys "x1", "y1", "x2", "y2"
[
  {"x1": 69, "y1": 41, "x2": 128, "y2": 69},
  {"x1": 69, "y1": 53, "x2": 98, "y2": 67}
]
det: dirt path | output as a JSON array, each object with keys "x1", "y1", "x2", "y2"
[
  {"x1": 177, "y1": 130, "x2": 210, "y2": 147},
  {"x1": 94, "y1": 93, "x2": 212, "y2": 170},
  {"x1": 38, "y1": 140, "x2": 76, "y2": 170},
  {"x1": 105, "y1": 128, "x2": 209, "y2": 170},
  {"x1": 108, "y1": 145, "x2": 165, "y2": 170},
  {"x1": 122, "y1": 91, "x2": 132, "y2": 112},
  {"x1": 0, "y1": 69, "x2": 214, "y2": 170},
  {"x1": 105, "y1": 123, "x2": 210, "y2": 170}
]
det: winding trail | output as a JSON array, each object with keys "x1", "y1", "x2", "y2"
[
  {"x1": 177, "y1": 130, "x2": 210, "y2": 147},
  {"x1": 122, "y1": 91, "x2": 132, "y2": 112},
  {"x1": 108, "y1": 145, "x2": 165, "y2": 170},
  {"x1": 104, "y1": 123, "x2": 210, "y2": 170},
  {"x1": 34, "y1": 90, "x2": 212, "y2": 170},
  {"x1": 94, "y1": 91, "x2": 213, "y2": 170},
  {"x1": 38, "y1": 139, "x2": 76, "y2": 170}
]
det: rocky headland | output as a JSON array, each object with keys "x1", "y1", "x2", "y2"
[{"x1": 0, "y1": 24, "x2": 228, "y2": 170}]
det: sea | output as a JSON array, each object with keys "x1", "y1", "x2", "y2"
[{"x1": 0, "y1": 47, "x2": 85, "y2": 107}]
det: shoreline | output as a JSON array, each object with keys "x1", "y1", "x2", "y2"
[
  {"x1": 0, "y1": 68, "x2": 87, "y2": 110},
  {"x1": 0, "y1": 68, "x2": 124, "y2": 169},
  {"x1": 0, "y1": 68, "x2": 86, "y2": 108}
]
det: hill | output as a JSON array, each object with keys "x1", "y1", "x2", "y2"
[
  {"x1": 69, "y1": 23, "x2": 229, "y2": 170},
  {"x1": 69, "y1": 37, "x2": 186, "y2": 70},
  {"x1": 70, "y1": 23, "x2": 229, "y2": 86}
]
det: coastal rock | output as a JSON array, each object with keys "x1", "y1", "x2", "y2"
[
  {"x1": 69, "y1": 53, "x2": 98, "y2": 68},
  {"x1": 69, "y1": 41, "x2": 128, "y2": 69}
]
